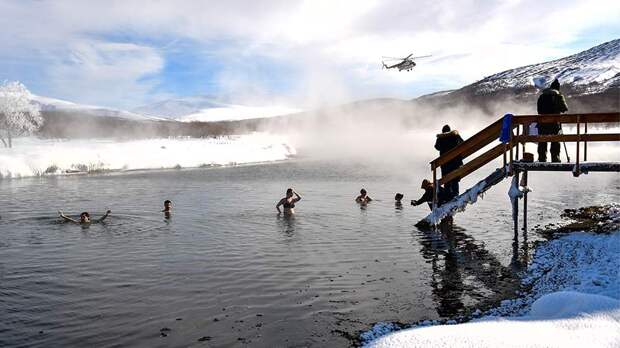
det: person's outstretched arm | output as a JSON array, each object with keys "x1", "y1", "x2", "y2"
[
  {"x1": 96, "y1": 210, "x2": 111, "y2": 222},
  {"x1": 58, "y1": 211, "x2": 78, "y2": 223},
  {"x1": 411, "y1": 190, "x2": 432, "y2": 206}
]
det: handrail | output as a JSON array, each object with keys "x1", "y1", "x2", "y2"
[
  {"x1": 439, "y1": 143, "x2": 515, "y2": 185},
  {"x1": 513, "y1": 112, "x2": 619, "y2": 125},
  {"x1": 430, "y1": 118, "x2": 505, "y2": 170},
  {"x1": 429, "y1": 111, "x2": 620, "y2": 211}
]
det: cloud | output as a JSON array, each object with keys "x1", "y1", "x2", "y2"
[
  {"x1": 45, "y1": 41, "x2": 165, "y2": 109},
  {"x1": 0, "y1": 0, "x2": 617, "y2": 108}
]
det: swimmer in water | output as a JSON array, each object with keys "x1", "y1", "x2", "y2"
[
  {"x1": 394, "y1": 193, "x2": 404, "y2": 207},
  {"x1": 162, "y1": 200, "x2": 172, "y2": 213},
  {"x1": 355, "y1": 189, "x2": 372, "y2": 204},
  {"x1": 277, "y1": 188, "x2": 302, "y2": 216},
  {"x1": 59, "y1": 210, "x2": 111, "y2": 224},
  {"x1": 162, "y1": 200, "x2": 172, "y2": 219}
]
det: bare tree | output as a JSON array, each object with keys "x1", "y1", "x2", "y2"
[{"x1": 0, "y1": 81, "x2": 42, "y2": 148}]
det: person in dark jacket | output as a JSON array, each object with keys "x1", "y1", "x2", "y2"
[
  {"x1": 411, "y1": 179, "x2": 450, "y2": 210},
  {"x1": 434, "y1": 125, "x2": 464, "y2": 198},
  {"x1": 536, "y1": 78, "x2": 568, "y2": 162}
]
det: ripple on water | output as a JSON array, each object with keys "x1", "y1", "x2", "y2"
[{"x1": 0, "y1": 162, "x2": 618, "y2": 347}]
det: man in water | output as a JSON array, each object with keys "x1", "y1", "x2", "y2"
[
  {"x1": 536, "y1": 78, "x2": 568, "y2": 162},
  {"x1": 411, "y1": 179, "x2": 449, "y2": 210},
  {"x1": 434, "y1": 125, "x2": 464, "y2": 199},
  {"x1": 59, "y1": 210, "x2": 111, "y2": 224},
  {"x1": 355, "y1": 189, "x2": 372, "y2": 204},
  {"x1": 162, "y1": 200, "x2": 172, "y2": 219},
  {"x1": 394, "y1": 193, "x2": 404, "y2": 207}
]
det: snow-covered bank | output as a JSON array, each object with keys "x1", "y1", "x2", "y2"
[
  {"x1": 0, "y1": 133, "x2": 295, "y2": 178},
  {"x1": 363, "y1": 206, "x2": 620, "y2": 348}
]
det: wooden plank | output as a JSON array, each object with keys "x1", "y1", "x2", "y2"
[
  {"x1": 513, "y1": 112, "x2": 620, "y2": 126},
  {"x1": 439, "y1": 143, "x2": 510, "y2": 185},
  {"x1": 515, "y1": 134, "x2": 620, "y2": 143},
  {"x1": 512, "y1": 162, "x2": 620, "y2": 172},
  {"x1": 431, "y1": 118, "x2": 505, "y2": 169}
]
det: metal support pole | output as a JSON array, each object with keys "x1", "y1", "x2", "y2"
[
  {"x1": 522, "y1": 171, "x2": 528, "y2": 233},
  {"x1": 516, "y1": 125, "x2": 521, "y2": 160},
  {"x1": 432, "y1": 167, "x2": 438, "y2": 212},
  {"x1": 575, "y1": 118, "x2": 581, "y2": 176},
  {"x1": 522, "y1": 123, "x2": 528, "y2": 156},
  {"x1": 513, "y1": 170, "x2": 519, "y2": 237},
  {"x1": 509, "y1": 132, "x2": 514, "y2": 175},
  {"x1": 584, "y1": 122, "x2": 588, "y2": 161}
]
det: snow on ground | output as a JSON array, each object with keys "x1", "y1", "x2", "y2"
[
  {"x1": 364, "y1": 206, "x2": 620, "y2": 348},
  {"x1": 0, "y1": 133, "x2": 295, "y2": 178},
  {"x1": 181, "y1": 104, "x2": 301, "y2": 122}
]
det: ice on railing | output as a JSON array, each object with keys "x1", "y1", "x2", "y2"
[{"x1": 424, "y1": 167, "x2": 508, "y2": 226}]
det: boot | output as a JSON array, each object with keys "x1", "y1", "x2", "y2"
[{"x1": 551, "y1": 156, "x2": 561, "y2": 163}]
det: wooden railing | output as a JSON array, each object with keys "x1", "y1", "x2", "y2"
[{"x1": 429, "y1": 112, "x2": 620, "y2": 210}]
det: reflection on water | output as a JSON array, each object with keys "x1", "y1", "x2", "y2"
[
  {"x1": 417, "y1": 222, "x2": 528, "y2": 318},
  {"x1": 277, "y1": 214, "x2": 296, "y2": 238},
  {"x1": 0, "y1": 160, "x2": 617, "y2": 347}
]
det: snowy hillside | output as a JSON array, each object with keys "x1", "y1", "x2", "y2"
[
  {"x1": 467, "y1": 39, "x2": 620, "y2": 95},
  {"x1": 181, "y1": 104, "x2": 301, "y2": 122},
  {"x1": 131, "y1": 95, "x2": 228, "y2": 119},
  {"x1": 132, "y1": 95, "x2": 301, "y2": 121},
  {"x1": 32, "y1": 95, "x2": 157, "y2": 121}
]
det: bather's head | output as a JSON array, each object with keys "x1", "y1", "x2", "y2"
[
  {"x1": 163, "y1": 200, "x2": 172, "y2": 212},
  {"x1": 79, "y1": 212, "x2": 90, "y2": 223},
  {"x1": 286, "y1": 188, "x2": 294, "y2": 198},
  {"x1": 421, "y1": 179, "x2": 433, "y2": 190}
]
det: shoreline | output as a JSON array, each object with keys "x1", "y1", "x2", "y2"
[{"x1": 360, "y1": 204, "x2": 620, "y2": 347}]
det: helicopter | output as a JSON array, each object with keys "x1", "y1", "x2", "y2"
[{"x1": 382, "y1": 53, "x2": 432, "y2": 71}]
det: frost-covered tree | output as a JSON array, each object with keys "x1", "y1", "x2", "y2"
[{"x1": 0, "y1": 81, "x2": 42, "y2": 148}]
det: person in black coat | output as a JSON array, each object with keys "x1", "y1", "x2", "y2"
[
  {"x1": 536, "y1": 79, "x2": 568, "y2": 162},
  {"x1": 434, "y1": 125, "x2": 464, "y2": 198}
]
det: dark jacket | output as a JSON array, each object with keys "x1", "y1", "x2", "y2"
[
  {"x1": 434, "y1": 130, "x2": 464, "y2": 176},
  {"x1": 537, "y1": 88, "x2": 568, "y2": 134},
  {"x1": 413, "y1": 186, "x2": 450, "y2": 209}
]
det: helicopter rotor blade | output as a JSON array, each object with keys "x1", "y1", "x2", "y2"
[{"x1": 412, "y1": 55, "x2": 432, "y2": 59}]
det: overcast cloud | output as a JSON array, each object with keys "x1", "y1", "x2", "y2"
[{"x1": 0, "y1": 0, "x2": 618, "y2": 109}]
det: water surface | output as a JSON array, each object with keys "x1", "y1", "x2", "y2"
[{"x1": 0, "y1": 160, "x2": 618, "y2": 347}]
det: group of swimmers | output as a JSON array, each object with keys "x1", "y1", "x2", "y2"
[
  {"x1": 58, "y1": 180, "x2": 441, "y2": 223},
  {"x1": 274, "y1": 180, "x2": 441, "y2": 217}
]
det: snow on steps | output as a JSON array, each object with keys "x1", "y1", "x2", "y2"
[{"x1": 418, "y1": 166, "x2": 508, "y2": 227}]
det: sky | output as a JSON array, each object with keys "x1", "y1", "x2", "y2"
[{"x1": 0, "y1": 0, "x2": 618, "y2": 110}]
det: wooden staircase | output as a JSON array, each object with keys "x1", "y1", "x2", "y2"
[{"x1": 422, "y1": 112, "x2": 620, "y2": 226}]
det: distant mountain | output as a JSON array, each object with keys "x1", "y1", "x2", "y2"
[
  {"x1": 417, "y1": 39, "x2": 620, "y2": 113},
  {"x1": 132, "y1": 95, "x2": 301, "y2": 121},
  {"x1": 32, "y1": 95, "x2": 156, "y2": 121},
  {"x1": 466, "y1": 39, "x2": 619, "y2": 96},
  {"x1": 131, "y1": 95, "x2": 228, "y2": 119}
]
